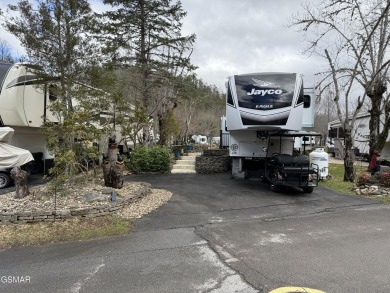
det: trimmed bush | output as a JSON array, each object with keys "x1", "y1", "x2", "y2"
[
  {"x1": 129, "y1": 146, "x2": 172, "y2": 173},
  {"x1": 380, "y1": 172, "x2": 390, "y2": 187},
  {"x1": 357, "y1": 172, "x2": 371, "y2": 186}
]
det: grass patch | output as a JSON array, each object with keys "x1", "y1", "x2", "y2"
[
  {"x1": 0, "y1": 215, "x2": 133, "y2": 249},
  {"x1": 320, "y1": 163, "x2": 367, "y2": 195},
  {"x1": 367, "y1": 195, "x2": 390, "y2": 203}
]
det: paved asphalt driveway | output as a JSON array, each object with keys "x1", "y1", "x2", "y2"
[{"x1": 1, "y1": 172, "x2": 390, "y2": 292}]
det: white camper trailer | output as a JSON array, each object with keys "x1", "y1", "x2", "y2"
[
  {"x1": 294, "y1": 135, "x2": 316, "y2": 150},
  {"x1": 0, "y1": 62, "x2": 131, "y2": 173},
  {"x1": 225, "y1": 72, "x2": 320, "y2": 193},
  {"x1": 328, "y1": 112, "x2": 390, "y2": 161},
  {"x1": 0, "y1": 63, "x2": 57, "y2": 173},
  {"x1": 192, "y1": 135, "x2": 208, "y2": 145}
]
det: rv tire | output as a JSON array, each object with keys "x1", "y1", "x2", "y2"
[
  {"x1": 0, "y1": 172, "x2": 11, "y2": 189},
  {"x1": 303, "y1": 186, "x2": 314, "y2": 193},
  {"x1": 270, "y1": 177, "x2": 280, "y2": 192},
  {"x1": 270, "y1": 183, "x2": 279, "y2": 192}
]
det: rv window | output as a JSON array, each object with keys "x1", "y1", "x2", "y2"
[
  {"x1": 296, "y1": 82, "x2": 304, "y2": 105},
  {"x1": 328, "y1": 127, "x2": 343, "y2": 138},
  {"x1": 0, "y1": 63, "x2": 12, "y2": 93},
  {"x1": 303, "y1": 95, "x2": 311, "y2": 108},
  {"x1": 227, "y1": 85, "x2": 234, "y2": 107},
  {"x1": 328, "y1": 128, "x2": 337, "y2": 138},
  {"x1": 235, "y1": 73, "x2": 296, "y2": 111},
  {"x1": 49, "y1": 84, "x2": 58, "y2": 101}
]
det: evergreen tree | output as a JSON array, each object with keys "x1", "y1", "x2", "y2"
[{"x1": 100, "y1": 0, "x2": 196, "y2": 145}]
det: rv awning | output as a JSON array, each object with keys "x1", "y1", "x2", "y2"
[{"x1": 0, "y1": 127, "x2": 34, "y2": 168}]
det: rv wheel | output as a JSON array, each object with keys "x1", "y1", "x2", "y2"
[
  {"x1": 0, "y1": 172, "x2": 11, "y2": 189},
  {"x1": 270, "y1": 184, "x2": 279, "y2": 192},
  {"x1": 270, "y1": 178, "x2": 279, "y2": 192},
  {"x1": 303, "y1": 186, "x2": 314, "y2": 193}
]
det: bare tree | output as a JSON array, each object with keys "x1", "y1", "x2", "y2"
[
  {"x1": 291, "y1": 0, "x2": 390, "y2": 181},
  {"x1": 0, "y1": 39, "x2": 14, "y2": 62},
  {"x1": 314, "y1": 88, "x2": 338, "y2": 143}
]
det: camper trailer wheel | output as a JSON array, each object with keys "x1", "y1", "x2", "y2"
[
  {"x1": 302, "y1": 186, "x2": 314, "y2": 193},
  {"x1": 0, "y1": 172, "x2": 11, "y2": 189}
]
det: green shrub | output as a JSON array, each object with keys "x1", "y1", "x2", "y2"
[
  {"x1": 380, "y1": 172, "x2": 390, "y2": 187},
  {"x1": 129, "y1": 146, "x2": 172, "y2": 173}
]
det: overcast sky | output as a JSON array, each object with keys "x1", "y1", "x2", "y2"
[
  {"x1": 180, "y1": 0, "x2": 325, "y2": 90},
  {"x1": 0, "y1": 0, "x2": 325, "y2": 91}
]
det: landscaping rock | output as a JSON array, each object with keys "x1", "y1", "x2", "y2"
[
  {"x1": 83, "y1": 193, "x2": 107, "y2": 203},
  {"x1": 102, "y1": 188, "x2": 113, "y2": 194}
]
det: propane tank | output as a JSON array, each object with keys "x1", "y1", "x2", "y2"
[{"x1": 309, "y1": 147, "x2": 329, "y2": 180}]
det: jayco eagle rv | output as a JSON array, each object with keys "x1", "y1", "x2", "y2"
[{"x1": 224, "y1": 72, "x2": 320, "y2": 193}]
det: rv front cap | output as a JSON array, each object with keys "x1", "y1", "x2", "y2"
[{"x1": 247, "y1": 89, "x2": 283, "y2": 96}]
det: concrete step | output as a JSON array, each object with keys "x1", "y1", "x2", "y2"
[
  {"x1": 171, "y1": 152, "x2": 201, "y2": 174},
  {"x1": 172, "y1": 165, "x2": 196, "y2": 170},
  {"x1": 180, "y1": 155, "x2": 197, "y2": 159},
  {"x1": 175, "y1": 160, "x2": 196, "y2": 165},
  {"x1": 171, "y1": 168, "x2": 196, "y2": 174},
  {"x1": 183, "y1": 152, "x2": 202, "y2": 157}
]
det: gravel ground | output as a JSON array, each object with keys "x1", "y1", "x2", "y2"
[
  {"x1": 117, "y1": 188, "x2": 172, "y2": 219},
  {"x1": 0, "y1": 178, "x2": 172, "y2": 219}
]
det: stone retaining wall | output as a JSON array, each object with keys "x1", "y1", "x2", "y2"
[
  {"x1": 0, "y1": 184, "x2": 151, "y2": 225},
  {"x1": 195, "y1": 149, "x2": 231, "y2": 174}
]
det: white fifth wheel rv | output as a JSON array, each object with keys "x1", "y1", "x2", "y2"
[
  {"x1": 224, "y1": 72, "x2": 320, "y2": 193},
  {"x1": 0, "y1": 62, "x2": 129, "y2": 174},
  {"x1": 0, "y1": 62, "x2": 58, "y2": 173},
  {"x1": 328, "y1": 112, "x2": 390, "y2": 162}
]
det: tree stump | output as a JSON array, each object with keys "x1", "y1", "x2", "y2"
[
  {"x1": 10, "y1": 166, "x2": 30, "y2": 199},
  {"x1": 102, "y1": 161, "x2": 123, "y2": 189}
]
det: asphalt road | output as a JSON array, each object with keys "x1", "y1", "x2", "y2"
[{"x1": 1, "y1": 173, "x2": 389, "y2": 292}]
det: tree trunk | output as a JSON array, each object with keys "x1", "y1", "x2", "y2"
[
  {"x1": 142, "y1": 123, "x2": 150, "y2": 146},
  {"x1": 102, "y1": 161, "x2": 123, "y2": 189},
  {"x1": 158, "y1": 113, "x2": 167, "y2": 146},
  {"x1": 343, "y1": 128, "x2": 355, "y2": 182},
  {"x1": 371, "y1": 101, "x2": 390, "y2": 153},
  {"x1": 366, "y1": 79, "x2": 387, "y2": 152},
  {"x1": 10, "y1": 167, "x2": 30, "y2": 199},
  {"x1": 107, "y1": 141, "x2": 118, "y2": 163}
]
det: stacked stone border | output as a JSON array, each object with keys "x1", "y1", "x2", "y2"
[
  {"x1": 355, "y1": 185, "x2": 390, "y2": 197},
  {"x1": 0, "y1": 184, "x2": 151, "y2": 225},
  {"x1": 195, "y1": 149, "x2": 231, "y2": 174}
]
